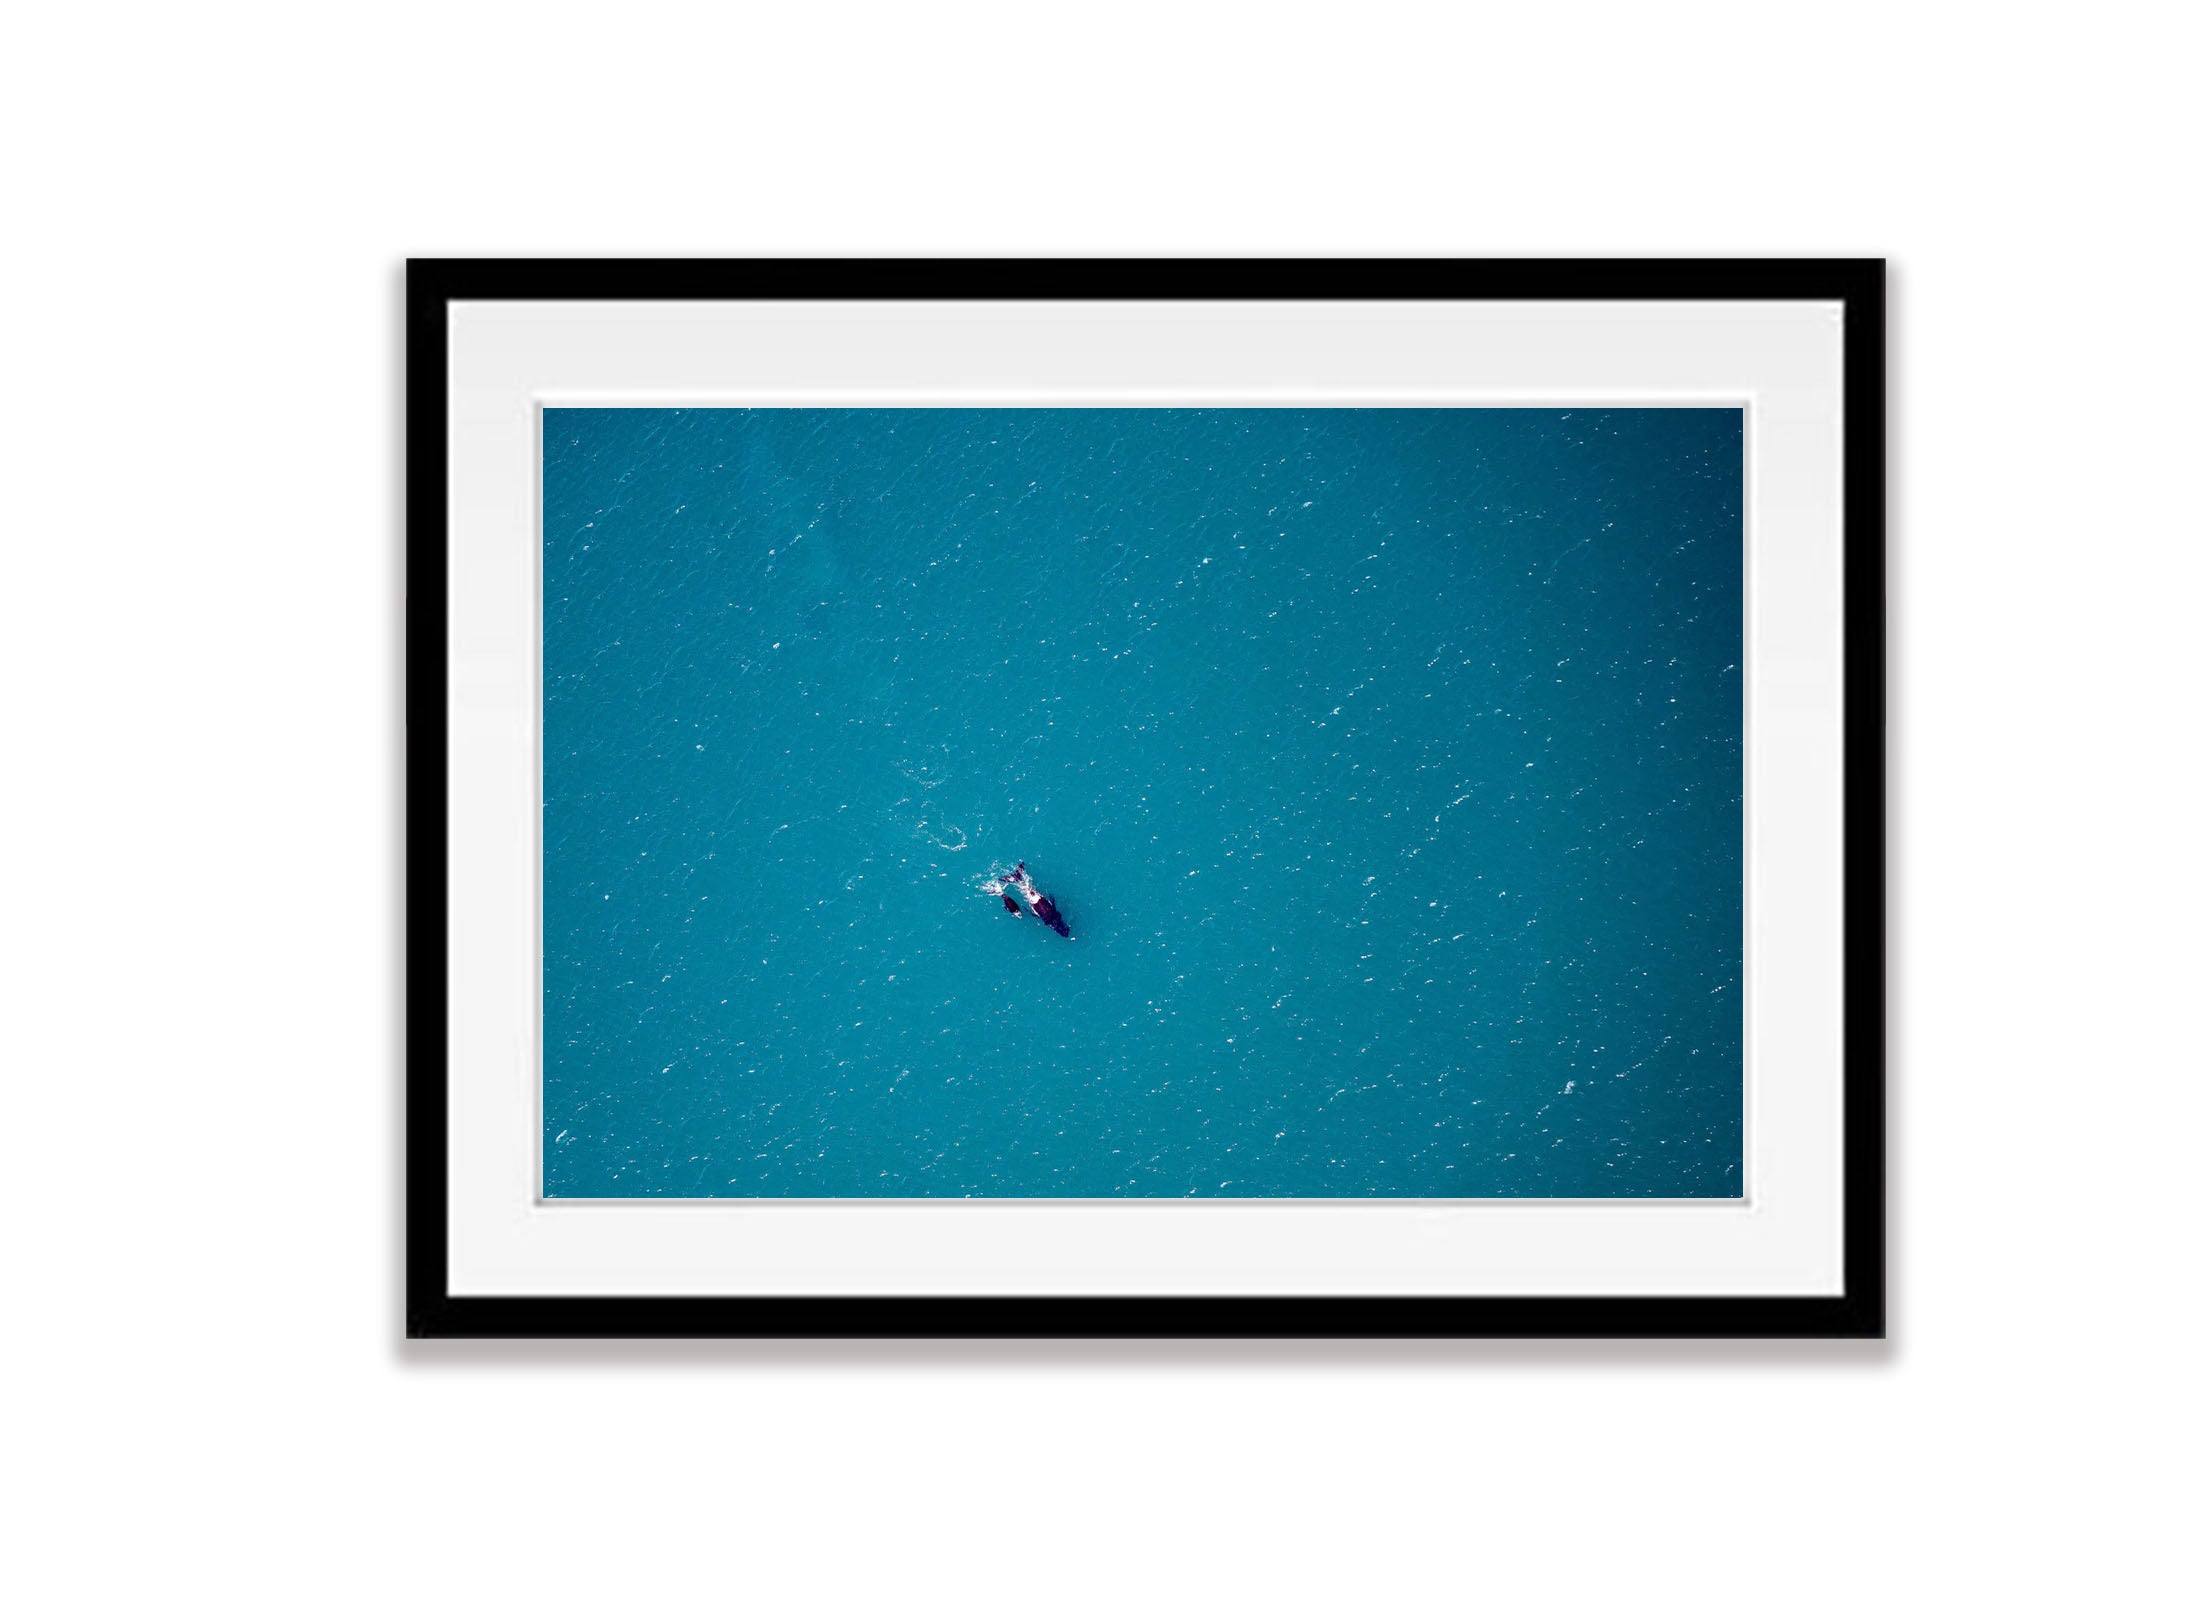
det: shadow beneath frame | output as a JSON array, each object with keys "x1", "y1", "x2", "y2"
[
  {"x1": 395, "y1": 1335, "x2": 1894, "y2": 1369},
  {"x1": 389, "y1": 261, "x2": 1904, "y2": 1370}
]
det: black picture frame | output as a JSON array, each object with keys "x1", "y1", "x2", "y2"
[{"x1": 406, "y1": 258, "x2": 1885, "y2": 1339}]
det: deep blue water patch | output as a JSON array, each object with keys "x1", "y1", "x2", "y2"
[{"x1": 543, "y1": 408, "x2": 1742, "y2": 1198}]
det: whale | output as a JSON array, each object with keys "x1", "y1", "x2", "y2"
[{"x1": 994, "y1": 862, "x2": 1072, "y2": 938}]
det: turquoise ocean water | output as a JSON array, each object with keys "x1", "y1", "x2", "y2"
[{"x1": 543, "y1": 408, "x2": 1742, "y2": 1198}]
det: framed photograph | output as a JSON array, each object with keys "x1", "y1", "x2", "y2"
[{"x1": 407, "y1": 259, "x2": 1884, "y2": 1338}]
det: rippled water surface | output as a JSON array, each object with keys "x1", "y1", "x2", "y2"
[{"x1": 543, "y1": 407, "x2": 1742, "y2": 1197}]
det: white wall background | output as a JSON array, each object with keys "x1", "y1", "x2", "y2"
[{"x1": 3, "y1": 3, "x2": 2192, "y2": 1593}]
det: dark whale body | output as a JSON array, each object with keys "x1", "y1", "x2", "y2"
[{"x1": 1003, "y1": 863, "x2": 1072, "y2": 938}]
